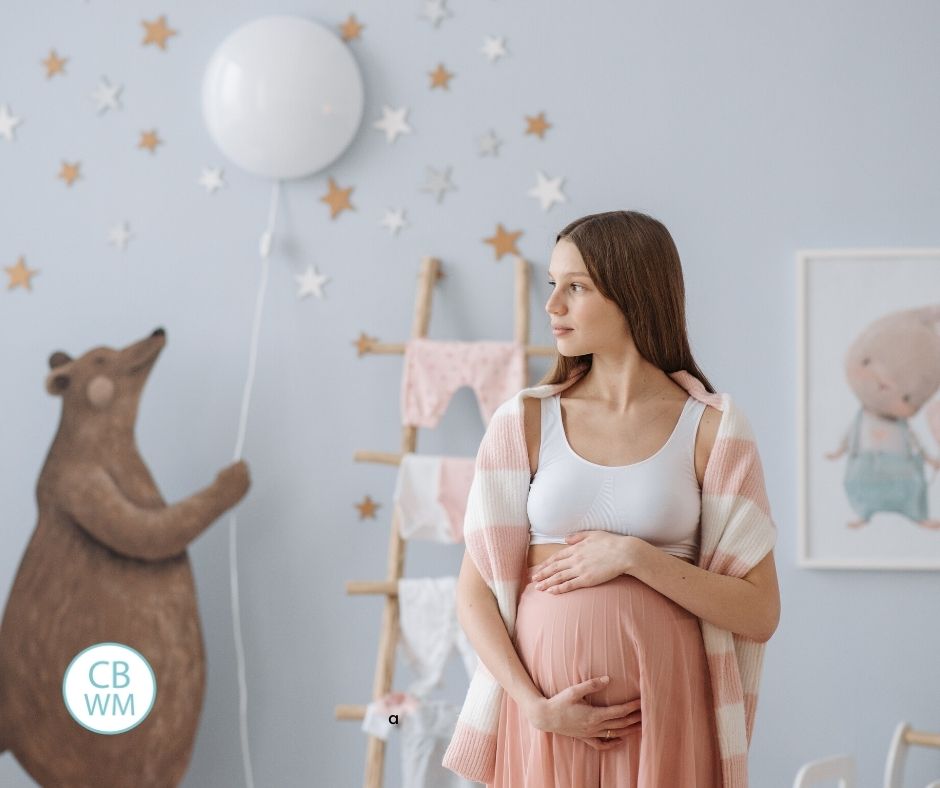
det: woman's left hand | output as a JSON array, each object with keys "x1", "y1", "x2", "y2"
[{"x1": 530, "y1": 531, "x2": 634, "y2": 594}]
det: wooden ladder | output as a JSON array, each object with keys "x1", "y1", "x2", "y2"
[{"x1": 334, "y1": 254, "x2": 553, "y2": 788}]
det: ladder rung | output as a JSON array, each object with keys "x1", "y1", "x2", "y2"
[
  {"x1": 353, "y1": 450, "x2": 403, "y2": 465},
  {"x1": 347, "y1": 580, "x2": 398, "y2": 595},
  {"x1": 362, "y1": 341, "x2": 554, "y2": 357}
]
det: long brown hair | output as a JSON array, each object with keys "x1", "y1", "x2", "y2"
[{"x1": 537, "y1": 210, "x2": 715, "y2": 393}]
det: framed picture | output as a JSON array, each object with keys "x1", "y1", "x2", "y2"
[{"x1": 797, "y1": 248, "x2": 940, "y2": 570}]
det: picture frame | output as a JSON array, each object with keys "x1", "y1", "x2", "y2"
[{"x1": 797, "y1": 248, "x2": 940, "y2": 570}]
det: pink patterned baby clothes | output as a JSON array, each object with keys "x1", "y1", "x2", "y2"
[{"x1": 400, "y1": 338, "x2": 527, "y2": 428}]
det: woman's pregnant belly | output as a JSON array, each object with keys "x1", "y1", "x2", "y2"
[{"x1": 517, "y1": 543, "x2": 705, "y2": 722}]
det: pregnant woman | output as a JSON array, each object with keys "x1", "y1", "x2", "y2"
[{"x1": 442, "y1": 210, "x2": 780, "y2": 787}]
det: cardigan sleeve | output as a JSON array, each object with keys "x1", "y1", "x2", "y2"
[
  {"x1": 443, "y1": 395, "x2": 532, "y2": 784},
  {"x1": 460, "y1": 397, "x2": 533, "y2": 622},
  {"x1": 700, "y1": 401, "x2": 777, "y2": 576},
  {"x1": 697, "y1": 400, "x2": 778, "y2": 785}
]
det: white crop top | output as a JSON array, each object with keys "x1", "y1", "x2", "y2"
[{"x1": 527, "y1": 393, "x2": 705, "y2": 561}]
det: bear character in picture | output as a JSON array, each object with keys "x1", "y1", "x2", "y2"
[
  {"x1": 0, "y1": 327, "x2": 250, "y2": 786},
  {"x1": 825, "y1": 304, "x2": 940, "y2": 528}
]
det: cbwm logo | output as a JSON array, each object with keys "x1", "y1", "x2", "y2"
[{"x1": 62, "y1": 643, "x2": 157, "y2": 734}]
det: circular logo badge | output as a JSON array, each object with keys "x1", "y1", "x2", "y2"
[{"x1": 62, "y1": 642, "x2": 157, "y2": 734}]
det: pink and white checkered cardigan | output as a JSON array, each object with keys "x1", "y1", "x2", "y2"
[{"x1": 441, "y1": 367, "x2": 777, "y2": 787}]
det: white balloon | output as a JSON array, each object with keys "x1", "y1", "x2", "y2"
[{"x1": 202, "y1": 16, "x2": 364, "y2": 180}]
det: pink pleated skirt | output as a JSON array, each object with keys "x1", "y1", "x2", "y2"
[{"x1": 491, "y1": 572, "x2": 722, "y2": 788}]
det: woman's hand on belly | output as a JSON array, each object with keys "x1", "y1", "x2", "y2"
[
  {"x1": 530, "y1": 676, "x2": 641, "y2": 750},
  {"x1": 529, "y1": 531, "x2": 632, "y2": 594}
]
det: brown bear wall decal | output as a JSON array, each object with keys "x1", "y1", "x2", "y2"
[{"x1": 0, "y1": 327, "x2": 250, "y2": 786}]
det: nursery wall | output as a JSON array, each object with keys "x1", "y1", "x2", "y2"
[{"x1": 1, "y1": 0, "x2": 938, "y2": 786}]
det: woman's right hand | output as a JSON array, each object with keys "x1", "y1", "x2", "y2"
[{"x1": 529, "y1": 676, "x2": 641, "y2": 751}]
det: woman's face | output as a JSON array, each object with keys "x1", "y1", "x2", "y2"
[{"x1": 545, "y1": 238, "x2": 630, "y2": 356}]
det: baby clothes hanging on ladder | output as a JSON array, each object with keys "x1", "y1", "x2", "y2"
[
  {"x1": 400, "y1": 338, "x2": 526, "y2": 429},
  {"x1": 397, "y1": 577, "x2": 478, "y2": 699},
  {"x1": 360, "y1": 691, "x2": 420, "y2": 741},
  {"x1": 400, "y1": 699, "x2": 478, "y2": 788},
  {"x1": 394, "y1": 454, "x2": 476, "y2": 543}
]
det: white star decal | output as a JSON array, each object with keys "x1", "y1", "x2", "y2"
[
  {"x1": 198, "y1": 167, "x2": 226, "y2": 194},
  {"x1": 527, "y1": 170, "x2": 567, "y2": 212},
  {"x1": 373, "y1": 105, "x2": 413, "y2": 144},
  {"x1": 0, "y1": 104, "x2": 23, "y2": 141},
  {"x1": 108, "y1": 221, "x2": 133, "y2": 251},
  {"x1": 481, "y1": 36, "x2": 508, "y2": 62},
  {"x1": 295, "y1": 265, "x2": 330, "y2": 299},
  {"x1": 91, "y1": 77, "x2": 123, "y2": 114},
  {"x1": 478, "y1": 129, "x2": 502, "y2": 157},
  {"x1": 420, "y1": 166, "x2": 456, "y2": 203},
  {"x1": 380, "y1": 208, "x2": 408, "y2": 236},
  {"x1": 420, "y1": 0, "x2": 452, "y2": 28}
]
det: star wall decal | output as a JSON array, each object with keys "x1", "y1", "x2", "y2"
[
  {"x1": 373, "y1": 105, "x2": 412, "y2": 143},
  {"x1": 380, "y1": 208, "x2": 408, "y2": 235},
  {"x1": 5, "y1": 257, "x2": 39, "y2": 291},
  {"x1": 198, "y1": 166, "x2": 225, "y2": 193},
  {"x1": 429, "y1": 63, "x2": 454, "y2": 90},
  {"x1": 138, "y1": 129, "x2": 162, "y2": 153},
  {"x1": 525, "y1": 112, "x2": 552, "y2": 139},
  {"x1": 481, "y1": 36, "x2": 508, "y2": 62},
  {"x1": 355, "y1": 494, "x2": 380, "y2": 519},
  {"x1": 295, "y1": 265, "x2": 330, "y2": 299},
  {"x1": 527, "y1": 170, "x2": 567, "y2": 211},
  {"x1": 478, "y1": 129, "x2": 502, "y2": 156},
  {"x1": 419, "y1": 166, "x2": 456, "y2": 203},
  {"x1": 483, "y1": 223, "x2": 523, "y2": 260},
  {"x1": 58, "y1": 161, "x2": 81, "y2": 186},
  {"x1": 353, "y1": 331, "x2": 378, "y2": 356},
  {"x1": 320, "y1": 177, "x2": 355, "y2": 218},
  {"x1": 0, "y1": 105, "x2": 23, "y2": 141},
  {"x1": 42, "y1": 49, "x2": 68, "y2": 78},
  {"x1": 91, "y1": 77, "x2": 123, "y2": 114},
  {"x1": 142, "y1": 16, "x2": 178, "y2": 50},
  {"x1": 108, "y1": 222, "x2": 133, "y2": 251},
  {"x1": 340, "y1": 13, "x2": 365, "y2": 41},
  {"x1": 420, "y1": 0, "x2": 452, "y2": 28}
]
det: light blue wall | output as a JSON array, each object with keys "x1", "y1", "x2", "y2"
[{"x1": 2, "y1": 1, "x2": 939, "y2": 786}]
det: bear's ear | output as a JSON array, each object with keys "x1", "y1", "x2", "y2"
[
  {"x1": 49, "y1": 351, "x2": 72, "y2": 369},
  {"x1": 46, "y1": 352, "x2": 72, "y2": 395}
]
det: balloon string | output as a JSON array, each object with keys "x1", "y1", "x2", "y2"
[{"x1": 227, "y1": 179, "x2": 281, "y2": 788}]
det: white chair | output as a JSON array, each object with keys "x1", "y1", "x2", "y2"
[
  {"x1": 792, "y1": 722, "x2": 940, "y2": 788},
  {"x1": 792, "y1": 754, "x2": 856, "y2": 787},
  {"x1": 884, "y1": 722, "x2": 940, "y2": 788}
]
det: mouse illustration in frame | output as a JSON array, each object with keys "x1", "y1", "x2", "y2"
[
  {"x1": 824, "y1": 304, "x2": 940, "y2": 529},
  {"x1": 0, "y1": 327, "x2": 250, "y2": 786}
]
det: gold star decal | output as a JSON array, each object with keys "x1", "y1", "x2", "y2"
[
  {"x1": 320, "y1": 176, "x2": 355, "y2": 219},
  {"x1": 340, "y1": 14, "x2": 365, "y2": 41},
  {"x1": 5, "y1": 257, "x2": 39, "y2": 291},
  {"x1": 524, "y1": 112, "x2": 552, "y2": 139},
  {"x1": 353, "y1": 332, "x2": 378, "y2": 356},
  {"x1": 41, "y1": 49, "x2": 68, "y2": 78},
  {"x1": 58, "y1": 161, "x2": 82, "y2": 187},
  {"x1": 429, "y1": 63, "x2": 454, "y2": 90},
  {"x1": 354, "y1": 495, "x2": 380, "y2": 520},
  {"x1": 142, "y1": 16, "x2": 178, "y2": 50},
  {"x1": 138, "y1": 130, "x2": 162, "y2": 153},
  {"x1": 483, "y1": 224, "x2": 523, "y2": 260}
]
